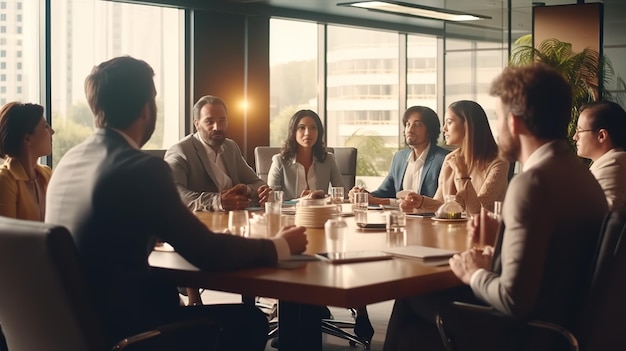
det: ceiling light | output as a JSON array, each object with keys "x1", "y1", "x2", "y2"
[{"x1": 338, "y1": 1, "x2": 491, "y2": 22}]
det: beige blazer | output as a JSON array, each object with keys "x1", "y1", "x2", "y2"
[
  {"x1": 421, "y1": 149, "x2": 509, "y2": 214},
  {"x1": 0, "y1": 158, "x2": 51, "y2": 221},
  {"x1": 589, "y1": 148, "x2": 626, "y2": 210},
  {"x1": 471, "y1": 141, "x2": 607, "y2": 325}
]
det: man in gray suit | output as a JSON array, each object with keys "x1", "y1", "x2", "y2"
[
  {"x1": 45, "y1": 56, "x2": 307, "y2": 351},
  {"x1": 165, "y1": 95, "x2": 269, "y2": 211},
  {"x1": 383, "y1": 64, "x2": 608, "y2": 351}
]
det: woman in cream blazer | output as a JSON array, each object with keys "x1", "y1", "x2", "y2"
[
  {"x1": 401, "y1": 100, "x2": 509, "y2": 215},
  {"x1": 0, "y1": 102, "x2": 54, "y2": 221},
  {"x1": 268, "y1": 109, "x2": 344, "y2": 200}
]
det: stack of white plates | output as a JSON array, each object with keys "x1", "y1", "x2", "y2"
[{"x1": 295, "y1": 205, "x2": 337, "y2": 228}]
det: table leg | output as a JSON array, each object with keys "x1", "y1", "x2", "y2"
[{"x1": 278, "y1": 301, "x2": 322, "y2": 351}]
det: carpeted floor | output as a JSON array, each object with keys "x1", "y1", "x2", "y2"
[{"x1": 188, "y1": 290, "x2": 392, "y2": 351}]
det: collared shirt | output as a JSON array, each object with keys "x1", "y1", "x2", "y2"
[
  {"x1": 402, "y1": 143, "x2": 430, "y2": 195},
  {"x1": 469, "y1": 140, "x2": 557, "y2": 286},
  {"x1": 194, "y1": 133, "x2": 233, "y2": 191},
  {"x1": 110, "y1": 128, "x2": 140, "y2": 150},
  {"x1": 293, "y1": 158, "x2": 318, "y2": 197},
  {"x1": 522, "y1": 140, "x2": 557, "y2": 172}
]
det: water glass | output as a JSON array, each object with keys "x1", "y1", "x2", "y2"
[
  {"x1": 267, "y1": 190, "x2": 284, "y2": 204},
  {"x1": 330, "y1": 186, "x2": 344, "y2": 204},
  {"x1": 228, "y1": 210, "x2": 249, "y2": 237},
  {"x1": 266, "y1": 202, "x2": 282, "y2": 238},
  {"x1": 353, "y1": 192, "x2": 368, "y2": 224},
  {"x1": 324, "y1": 218, "x2": 348, "y2": 259},
  {"x1": 386, "y1": 210, "x2": 407, "y2": 247}
]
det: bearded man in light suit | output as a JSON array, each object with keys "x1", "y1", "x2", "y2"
[
  {"x1": 383, "y1": 64, "x2": 608, "y2": 351},
  {"x1": 574, "y1": 101, "x2": 626, "y2": 210},
  {"x1": 165, "y1": 95, "x2": 270, "y2": 211},
  {"x1": 46, "y1": 56, "x2": 307, "y2": 351}
]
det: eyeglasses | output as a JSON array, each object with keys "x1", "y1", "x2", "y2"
[{"x1": 574, "y1": 128, "x2": 596, "y2": 134}]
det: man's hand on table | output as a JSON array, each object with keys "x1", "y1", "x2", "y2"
[
  {"x1": 221, "y1": 184, "x2": 251, "y2": 211},
  {"x1": 257, "y1": 184, "x2": 271, "y2": 206},
  {"x1": 449, "y1": 246, "x2": 494, "y2": 285},
  {"x1": 278, "y1": 225, "x2": 308, "y2": 254}
]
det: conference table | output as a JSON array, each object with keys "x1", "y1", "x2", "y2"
[{"x1": 149, "y1": 208, "x2": 469, "y2": 351}]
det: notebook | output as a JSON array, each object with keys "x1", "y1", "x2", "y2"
[{"x1": 383, "y1": 245, "x2": 458, "y2": 260}]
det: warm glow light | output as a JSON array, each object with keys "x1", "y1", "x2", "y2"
[
  {"x1": 240, "y1": 100, "x2": 249, "y2": 112},
  {"x1": 339, "y1": 1, "x2": 490, "y2": 22}
]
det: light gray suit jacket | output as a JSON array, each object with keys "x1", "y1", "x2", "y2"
[
  {"x1": 164, "y1": 134, "x2": 266, "y2": 211},
  {"x1": 471, "y1": 140, "x2": 608, "y2": 326},
  {"x1": 267, "y1": 152, "x2": 344, "y2": 200},
  {"x1": 590, "y1": 148, "x2": 626, "y2": 210}
]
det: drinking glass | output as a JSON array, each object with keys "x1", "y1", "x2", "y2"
[
  {"x1": 353, "y1": 192, "x2": 368, "y2": 224},
  {"x1": 386, "y1": 210, "x2": 407, "y2": 247},
  {"x1": 325, "y1": 218, "x2": 348, "y2": 259},
  {"x1": 330, "y1": 186, "x2": 344, "y2": 204},
  {"x1": 265, "y1": 190, "x2": 283, "y2": 237},
  {"x1": 228, "y1": 210, "x2": 249, "y2": 237}
]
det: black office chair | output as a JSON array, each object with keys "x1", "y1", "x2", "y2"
[
  {"x1": 0, "y1": 217, "x2": 220, "y2": 351},
  {"x1": 435, "y1": 209, "x2": 626, "y2": 351}
]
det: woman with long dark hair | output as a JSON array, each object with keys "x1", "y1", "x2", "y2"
[{"x1": 268, "y1": 109, "x2": 344, "y2": 199}]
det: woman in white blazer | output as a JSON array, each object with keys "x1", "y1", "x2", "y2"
[{"x1": 268, "y1": 109, "x2": 344, "y2": 200}]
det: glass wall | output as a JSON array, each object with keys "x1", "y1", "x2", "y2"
[
  {"x1": 50, "y1": 0, "x2": 183, "y2": 165},
  {"x1": 0, "y1": 0, "x2": 42, "y2": 108},
  {"x1": 269, "y1": 18, "x2": 317, "y2": 147}
]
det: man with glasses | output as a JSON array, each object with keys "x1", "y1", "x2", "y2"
[
  {"x1": 574, "y1": 101, "x2": 626, "y2": 210},
  {"x1": 349, "y1": 106, "x2": 448, "y2": 206}
]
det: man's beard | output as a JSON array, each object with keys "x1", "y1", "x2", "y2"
[
  {"x1": 207, "y1": 131, "x2": 226, "y2": 147},
  {"x1": 498, "y1": 126, "x2": 520, "y2": 163}
]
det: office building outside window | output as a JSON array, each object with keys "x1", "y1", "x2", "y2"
[{"x1": 50, "y1": 0, "x2": 184, "y2": 166}]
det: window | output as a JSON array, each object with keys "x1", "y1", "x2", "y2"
[
  {"x1": 0, "y1": 38, "x2": 5, "y2": 45},
  {"x1": 0, "y1": 86, "x2": 5, "y2": 93},
  {"x1": 269, "y1": 19, "x2": 317, "y2": 147},
  {"x1": 0, "y1": 14, "x2": 5, "y2": 21},
  {"x1": 16, "y1": 86, "x2": 21, "y2": 94},
  {"x1": 0, "y1": 62, "x2": 4, "y2": 69},
  {"x1": 51, "y1": 0, "x2": 184, "y2": 166},
  {"x1": 16, "y1": 62, "x2": 20, "y2": 69},
  {"x1": 17, "y1": 14, "x2": 21, "y2": 21},
  {"x1": 0, "y1": 74, "x2": 5, "y2": 81},
  {"x1": 0, "y1": 3, "x2": 5, "y2": 10},
  {"x1": 0, "y1": 26, "x2": 5, "y2": 33},
  {"x1": 16, "y1": 26, "x2": 20, "y2": 34},
  {"x1": 326, "y1": 25, "x2": 400, "y2": 187},
  {"x1": 16, "y1": 50, "x2": 20, "y2": 57},
  {"x1": 16, "y1": 73, "x2": 21, "y2": 81}
]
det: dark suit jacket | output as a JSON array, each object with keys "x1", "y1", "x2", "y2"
[
  {"x1": 471, "y1": 141, "x2": 608, "y2": 326},
  {"x1": 45, "y1": 129, "x2": 277, "y2": 345},
  {"x1": 164, "y1": 134, "x2": 266, "y2": 211},
  {"x1": 371, "y1": 145, "x2": 449, "y2": 198}
]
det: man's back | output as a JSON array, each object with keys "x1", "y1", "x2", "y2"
[
  {"x1": 46, "y1": 128, "x2": 277, "y2": 343},
  {"x1": 472, "y1": 141, "x2": 608, "y2": 326}
]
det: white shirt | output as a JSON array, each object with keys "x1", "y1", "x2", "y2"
[
  {"x1": 294, "y1": 159, "x2": 318, "y2": 198},
  {"x1": 402, "y1": 143, "x2": 430, "y2": 194},
  {"x1": 194, "y1": 133, "x2": 233, "y2": 191}
]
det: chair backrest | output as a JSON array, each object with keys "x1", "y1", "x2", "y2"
[
  {"x1": 253, "y1": 146, "x2": 357, "y2": 192},
  {"x1": 331, "y1": 147, "x2": 357, "y2": 192},
  {"x1": 0, "y1": 217, "x2": 106, "y2": 351},
  {"x1": 143, "y1": 149, "x2": 166, "y2": 159},
  {"x1": 577, "y1": 209, "x2": 626, "y2": 351},
  {"x1": 254, "y1": 146, "x2": 281, "y2": 183}
]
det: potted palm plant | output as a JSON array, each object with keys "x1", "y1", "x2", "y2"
[{"x1": 509, "y1": 34, "x2": 625, "y2": 150}]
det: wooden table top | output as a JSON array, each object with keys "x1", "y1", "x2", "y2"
[{"x1": 149, "y1": 209, "x2": 469, "y2": 307}]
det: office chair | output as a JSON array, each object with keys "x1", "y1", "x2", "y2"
[
  {"x1": 0, "y1": 217, "x2": 220, "y2": 351},
  {"x1": 435, "y1": 209, "x2": 626, "y2": 351},
  {"x1": 254, "y1": 146, "x2": 358, "y2": 196},
  {"x1": 254, "y1": 146, "x2": 368, "y2": 348}
]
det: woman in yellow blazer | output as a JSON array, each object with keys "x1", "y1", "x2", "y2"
[{"x1": 0, "y1": 102, "x2": 54, "y2": 221}]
